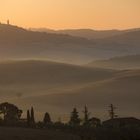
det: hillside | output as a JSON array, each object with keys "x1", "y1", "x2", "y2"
[
  {"x1": 0, "y1": 24, "x2": 91, "y2": 44},
  {"x1": 93, "y1": 30, "x2": 140, "y2": 58},
  {"x1": 0, "y1": 60, "x2": 116, "y2": 120},
  {"x1": 0, "y1": 24, "x2": 140, "y2": 64},
  {"x1": 0, "y1": 24, "x2": 94, "y2": 64},
  {"x1": 30, "y1": 28, "x2": 140, "y2": 39},
  {"x1": 0, "y1": 60, "x2": 139, "y2": 120},
  {"x1": 30, "y1": 28, "x2": 122, "y2": 39},
  {"x1": 88, "y1": 55, "x2": 140, "y2": 69},
  {"x1": 0, "y1": 60, "x2": 115, "y2": 100},
  {"x1": 97, "y1": 30, "x2": 140, "y2": 46},
  {"x1": 13, "y1": 69, "x2": 140, "y2": 120}
]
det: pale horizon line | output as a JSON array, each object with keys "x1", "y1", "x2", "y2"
[
  {"x1": 1, "y1": 22, "x2": 140, "y2": 31},
  {"x1": 28, "y1": 27, "x2": 140, "y2": 32}
]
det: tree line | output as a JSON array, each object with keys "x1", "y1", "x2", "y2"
[{"x1": 0, "y1": 102, "x2": 140, "y2": 140}]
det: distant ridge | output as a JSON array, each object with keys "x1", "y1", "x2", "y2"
[
  {"x1": 0, "y1": 23, "x2": 91, "y2": 44},
  {"x1": 30, "y1": 28, "x2": 140, "y2": 39},
  {"x1": 0, "y1": 24, "x2": 140, "y2": 64}
]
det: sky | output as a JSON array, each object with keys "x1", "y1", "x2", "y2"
[{"x1": 0, "y1": 0, "x2": 140, "y2": 30}]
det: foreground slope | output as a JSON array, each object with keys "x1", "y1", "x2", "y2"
[{"x1": 0, "y1": 127, "x2": 79, "y2": 140}]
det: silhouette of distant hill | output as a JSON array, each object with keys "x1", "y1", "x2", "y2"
[
  {"x1": 30, "y1": 28, "x2": 140, "y2": 39},
  {"x1": 30, "y1": 28, "x2": 122, "y2": 39},
  {"x1": 0, "y1": 24, "x2": 92, "y2": 44},
  {"x1": 88, "y1": 54, "x2": 140, "y2": 69},
  {"x1": 0, "y1": 24, "x2": 140, "y2": 64}
]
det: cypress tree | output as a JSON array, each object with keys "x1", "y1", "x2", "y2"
[
  {"x1": 83, "y1": 106, "x2": 90, "y2": 126},
  {"x1": 43, "y1": 112, "x2": 52, "y2": 127},
  {"x1": 69, "y1": 108, "x2": 80, "y2": 126},
  {"x1": 31, "y1": 107, "x2": 35, "y2": 123},
  {"x1": 27, "y1": 110, "x2": 31, "y2": 126}
]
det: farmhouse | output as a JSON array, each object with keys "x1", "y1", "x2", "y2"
[{"x1": 102, "y1": 117, "x2": 140, "y2": 129}]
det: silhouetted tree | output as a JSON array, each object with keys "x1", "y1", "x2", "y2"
[
  {"x1": 69, "y1": 108, "x2": 80, "y2": 126},
  {"x1": 31, "y1": 107, "x2": 35, "y2": 123},
  {"x1": 27, "y1": 107, "x2": 35, "y2": 127},
  {"x1": 43, "y1": 112, "x2": 52, "y2": 126},
  {"x1": 0, "y1": 102, "x2": 22, "y2": 124},
  {"x1": 27, "y1": 109, "x2": 31, "y2": 126},
  {"x1": 83, "y1": 106, "x2": 90, "y2": 126}
]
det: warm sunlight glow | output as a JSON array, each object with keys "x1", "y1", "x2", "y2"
[{"x1": 0, "y1": 0, "x2": 140, "y2": 29}]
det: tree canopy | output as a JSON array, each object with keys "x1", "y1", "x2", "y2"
[{"x1": 0, "y1": 102, "x2": 22, "y2": 123}]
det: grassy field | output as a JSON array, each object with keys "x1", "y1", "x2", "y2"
[{"x1": 0, "y1": 127, "x2": 79, "y2": 140}]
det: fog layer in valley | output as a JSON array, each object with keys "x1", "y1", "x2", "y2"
[{"x1": 0, "y1": 24, "x2": 140, "y2": 121}]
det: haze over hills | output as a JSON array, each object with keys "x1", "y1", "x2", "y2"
[
  {"x1": 88, "y1": 54, "x2": 140, "y2": 70},
  {"x1": 11, "y1": 67, "x2": 140, "y2": 120},
  {"x1": 0, "y1": 1, "x2": 140, "y2": 139},
  {"x1": 0, "y1": 23, "x2": 140, "y2": 64},
  {"x1": 30, "y1": 28, "x2": 122, "y2": 39},
  {"x1": 0, "y1": 23, "x2": 140, "y2": 121},
  {"x1": 0, "y1": 60, "x2": 116, "y2": 120},
  {"x1": 0, "y1": 60, "x2": 115, "y2": 99},
  {"x1": 0, "y1": 60, "x2": 139, "y2": 120},
  {"x1": 30, "y1": 28, "x2": 140, "y2": 39}
]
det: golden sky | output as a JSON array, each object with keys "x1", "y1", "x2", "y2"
[{"x1": 0, "y1": 0, "x2": 140, "y2": 29}]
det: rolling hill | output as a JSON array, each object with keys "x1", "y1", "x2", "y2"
[
  {"x1": 0, "y1": 60, "x2": 115, "y2": 120},
  {"x1": 0, "y1": 60, "x2": 115, "y2": 99},
  {"x1": 0, "y1": 60, "x2": 139, "y2": 120},
  {"x1": 88, "y1": 54, "x2": 140, "y2": 69},
  {"x1": 0, "y1": 24, "x2": 140, "y2": 64},
  {"x1": 12, "y1": 69, "x2": 140, "y2": 120},
  {"x1": 0, "y1": 24, "x2": 94, "y2": 64},
  {"x1": 0, "y1": 24, "x2": 140, "y2": 120},
  {"x1": 30, "y1": 28, "x2": 140, "y2": 39}
]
